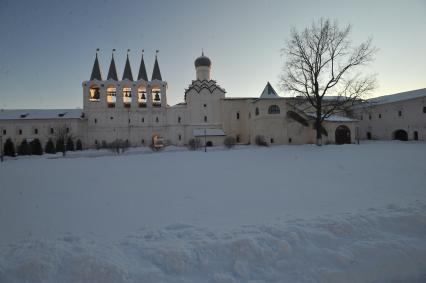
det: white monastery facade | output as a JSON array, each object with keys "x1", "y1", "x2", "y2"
[{"x1": 0, "y1": 51, "x2": 425, "y2": 153}]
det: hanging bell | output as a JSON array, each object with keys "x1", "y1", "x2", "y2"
[
  {"x1": 141, "y1": 92, "x2": 146, "y2": 100},
  {"x1": 154, "y1": 92, "x2": 160, "y2": 101}
]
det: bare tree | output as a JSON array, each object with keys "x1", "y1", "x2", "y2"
[
  {"x1": 280, "y1": 19, "x2": 377, "y2": 145},
  {"x1": 53, "y1": 125, "x2": 73, "y2": 156}
]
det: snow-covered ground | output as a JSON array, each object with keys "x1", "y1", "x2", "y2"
[{"x1": 1, "y1": 142, "x2": 426, "y2": 283}]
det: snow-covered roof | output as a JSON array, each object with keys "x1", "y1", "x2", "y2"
[
  {"x1": 193, "y1": 128, "x2": 225, "y2": 137},
  {"x1": 367, "y1": 88, "x2": 426, "y2": 106},
  {"x1": 306, "y1": 113, "x2": 357, "y2": 122},
  {"x1": 0, "y1": 109, "x2": 83, "y2": 120}
]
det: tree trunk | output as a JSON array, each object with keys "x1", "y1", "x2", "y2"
[{"x1": 316, "y1": 104, "x2": 322, "y2": 146}]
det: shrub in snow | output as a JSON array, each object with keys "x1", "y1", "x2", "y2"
[
  {"x1": 18, "y1": 139, "x2": 31, "y2": 155},
  {"x1": 3, "y1": 138, "x2": 15, "y2": 157},
  {"x1": 224, "y1": 136, "x2": 236, "y2": 149},
  {"x1": 187, "y1": 138, "x2": 201, "y2": 150},
  {"x1": 45, "y1": 139, "x2": 56, "y2": 154},
  {"x1": 30, "y1": 138, "x2": 43, "y2": 155},
  {"x1": 76, "y1": 139, "x2": 83, "y2": 151},
  {"x1": 255, "y1": 135, "x2": 268, "y2": 146},
  {"x1": 56, "y1": 138, "x2": 65, "y2": 155},
  {"x1": 107, "y1": 139, "x2": 129, "y2": 155},
  {"x1": 66, "y1": 137, "x2": 75, "y2": 151}
]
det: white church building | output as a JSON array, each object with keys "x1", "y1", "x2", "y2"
[{"x1": 0, "y1": 52, "x2": 425, "y2": 152}]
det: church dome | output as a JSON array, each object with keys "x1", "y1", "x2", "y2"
[{"x1": 194, "y1": 54, "x2": 211, "y2": 68}]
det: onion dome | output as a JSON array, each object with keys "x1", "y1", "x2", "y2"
[{"x1": 194, "y1": 52, "x2": 211, "y2": 68}]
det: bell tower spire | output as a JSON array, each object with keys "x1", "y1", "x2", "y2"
[
  {"x1": 107, "y1": 49, "x2": 118, "y2": 80},
  {"x1": 122, "y1": 49, "x2": 134, "y2": 81},
  {"x1": 90, "y1": 48, "x2": 103, "y2": 81},
  {"x1": 137, "y1": 49, "x2": 148, "y2": 81},
  {"x1": 151, "y1": 50, "x2": 162, "y2": 81}
]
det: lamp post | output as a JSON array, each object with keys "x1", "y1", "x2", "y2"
[
  {"x1": 204, "y1": 128, "x2": 207, "y2": 153},
  {"x1": 0, "y1": 134, "x2": 3, "y2": 162}
]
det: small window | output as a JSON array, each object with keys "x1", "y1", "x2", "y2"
[
  {"x1": 236, "y1": 135, "x2": 240, "y2": 143},
  {"x1": 34, "y1": 128, "x2": 38, "y2": 135},
  {"x1": 178, "y1": 117, "x2": 181, "y2": 123},
  {"x1": 378, "y1": 114, "x2": 382, "y2": 119},
  {"x1": 110, "y1": 116, "x2": 114, "y2": 120},
  {"x1": 141, "y1": 139, "x2": 145, "y2": 145},
  {"x1": 178, "y1": 134, "x2": 182, "y2": 141},
  {"x1": 270, "y1": 138, "x2": 274, "y2": 144},
  {"x1": 18, "y1": 129, "x2": 22, "y2": 135},
  {"x1": 236, "y1": 112, "x2": 240, "y2": 120},
  {"x1": 2, "y1": 129, "x2": 6, "y2": 135},
  {"x1": 288, "y1": 138, "x2": 292, "y2": 143},
  {"x1": 66, "y1": 127, "x2": 70, "y2": 133},
  {"x1": 203, "y1": 104, "x2": 207, "y2": 108},
  {"x1": 268, "y1": 105, "x2": 280, "y2": 114},
  {"x1": 128, "y1": 119, "x2": 131, "y2": 124},
  {"x1": 423, "y1": 106, "x2": 426, "y2": 113},
  {"x1": 367, "y1": 132, "x2": 372, "y2": 140},
  {"x1": 204, "y1": 116, "x2": 207, "y2": 122},
  {"x1": 50, "y1": 128, "x2": 54, "y2": 134},
  {"x1": 94, "y1": 118, "x2": 97, "y2": 124},
  {"x1": 142, "y1": 117, "x2": 144, "y2": 123},
  {"x1": 156, "y1": 117, "x2": 159, "y2": 123},
  {"x1": 255, "y1": 107, "x2": 259, "y2": 116},
  {"x1": 95, "y1": 139, "x2": 98, "y2": 145},
  {"x1": 360, "y1": 115, "x2": 363, "y2": 120},
  {"x1": 398, "y1": 110, "x2": 402, "y2": 117},
  {"x1": 368, "y1": 115, "x2": 372, "y2": 120}
]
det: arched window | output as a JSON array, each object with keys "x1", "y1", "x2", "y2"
[
  {"x1": 178, "y1": 116, "x2": 181, "y2": 123},
  {"x1": 89, "y1": 85, "x2": 100, "y2": 101},
  {"x1": 122, "y1": 86, "x2": 132, "y2": 107},
  {"x1": 268, "y1": 105, "x2": 280, "y2": 114},
  {"x1": 255, "y1": 107, "x2": 259, "y2": 116},
  {"x1": 137, "y1": 85, "x2": 147, "y2": 107},
  {"x1": 107, "y1": 85, "x2": 116, "y2": 107},
  {"x1": 204, "y1": 116, "x2": 207, "y2": 122}
]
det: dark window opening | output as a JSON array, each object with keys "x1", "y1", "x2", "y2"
[
  {"x1": 94, "y1": 118, "x2": 97, "y2": 124},
  {"x1": 156, "y1": 117, "x2": 159, "y2": 123},
  {"x1": 18, "y1": 129, "x2": 22, "y2": 135},
  {"x1": 367, "y1": 132, "x2": 372, "y2": 140},
  {"x1": 236, "y1": 112, "x2": 240, "y2": 120},
  {"x1": 393, "y1": 129, "x2": 408, "y2": 141},
  {"x1": 141, "y1": 139, "x2": 145, "y2": 145},
  {"x1": 206, "y1": 141, "x2": 213, "y2": 147},
  {"x1": 95, "y1": 139, "x2": 98, "y2": 145},
  {"x1": 50, "y1": 128, "x2": 54, "y2": 134},
  {"x1": 368, "y1": 115, "x2": 371, "y2": 120},
  {"x1": 423, "y1": 106, "x2": 426, "y2": 113},
  {"x1": 110, "y1": 116, "x2": 114, "y2": 120},
  {"x1": 236, "y1": 135, "x2": 240, "y2": 143},
  {"x1": 398, "y1": 110, "x2": 402, "y2": 117},
  {"x1": 268, "y1": 105, "x2": 280, "y2": 114},
  {"x1": 128, "y1": 119, "x2": 131, "y2": 124},
  {"x1": 178, "y1": 134, "x2": 182, "y2": 141},
  {"x1": 203, "y1": 104, "x2": 207, "y2": 108},
  {"x1": 270, "y1": 138, "x2": 274, "y2": 144},
  {"x1": 66, "y1": 128, "x2": 69, "y2": 133},
  {"x1": 255, "y1": 107, "x2": 259, "y2": 116},
  {"x1": 178, "y1": 117, "x2": 181, "y2": 123},
  {"x1": 34, "y1": 129, "x2": 38, "y2": 134},
  {"x1": 378, "y1": 114, "x2": 382, "y2": 119},
  {"x1": 288, "y1": 138, "x2": 292, "y2": 143},
  {"x1": 414, "y1": 131, "x2": 419, "y2": 141},
  {"x1": 204, "y1": 116, "x2": 207, "y2": 122},
  {"x1": 2, "y1": 129, "x2": 6, "y2": 135},
  {"x1": 142, "y1": 118, "x2": 144, "y2": 123}
]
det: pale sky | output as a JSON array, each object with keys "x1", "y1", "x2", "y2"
[{"x1": 0, "y1": 0, "x2": 425, "y2": 108}]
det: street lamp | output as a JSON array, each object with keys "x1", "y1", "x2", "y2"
[
  {"x1": 204, "y1": 128, "x2": 207, "y2": 152},
  {"x1": 0, "y1": 134, "x2": 3, "y2": 162}
]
